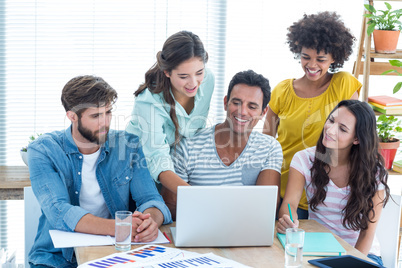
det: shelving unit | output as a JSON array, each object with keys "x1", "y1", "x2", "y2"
[
  {"x1": 352, "y1": 0, "x2": 402, "y2": 102},
  {"x1": 353, "y1": 4, "x2": 402, "y2": 262},
  {"x1": 353, "y1": 0, "x2": 402, "y2": 185}
]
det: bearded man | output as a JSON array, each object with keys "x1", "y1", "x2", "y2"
[{"x1": 27, "y1": 75, "x2": 171, "y2": 268}]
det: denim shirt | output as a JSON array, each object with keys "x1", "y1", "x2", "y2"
[{"x1": 27, "y1": 126, "x2": 172, "y2": 268}]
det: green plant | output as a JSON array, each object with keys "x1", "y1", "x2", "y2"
[
  {"x1": 21, "y1": 133, "x2": 42, "y2": 152},
  {"x1": 377, "y1": 114, "x2": 402, "y2": 142},
  {"x1": 364, "y1": 2, "x2": 402, "y2": 35},
  {"x1": 382, "y1": 59, "x2": 402, "y2": 94}
]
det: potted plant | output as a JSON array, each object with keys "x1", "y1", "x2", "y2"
[
  {"x1": 382, "y1": 59, "x2": 402, "y2": 94},
  {"x1": 364, "y1": 2, "x2": 402, "y2": 53},
  {"x1": 377, "y1": 114, "x2": 402, "y2": 169},
  {"x1": 20, "y1": 133, "x2": 42, "y2": 166}
]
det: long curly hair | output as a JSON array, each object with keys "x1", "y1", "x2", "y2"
[
  {"x1": 287, "y1": 11, "x2": 355, "y2": 72},
  {"x1": 309, "y1": 100, "x2": 390, "y2": 231},
  {"x1": 135, "y1": 31, "x2": 208, "y2": 145}
]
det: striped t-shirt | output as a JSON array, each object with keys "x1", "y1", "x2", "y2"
[
  {"x1": 170, "y1": 125, "x2": 283, "y2": 186},
  {"x1": 291, "y1": 146, "x2": 384, "y2": 255}
]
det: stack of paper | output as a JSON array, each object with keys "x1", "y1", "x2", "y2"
[
  {"x1": 368, "y1": 95, "x2": 402, "y2": 115},
  {"x1": 78, "y1": 245, "x2": 251, "y2": 268},
  {"x1": 49, "y1": 229, "x2": 169, "y2": 248}
]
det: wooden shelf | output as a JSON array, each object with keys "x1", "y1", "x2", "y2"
[
  {"x1": 353, "y1": 61, "x2": 402, "y2": 76},
  {"x1": 389, "y1": 169, "x2": 402, "y2": 176},
  {"x1": 370, "y1": 50, "x2": 402, "y2": 59},
  {"x1": 352, "y1": 0, "x2": 402, "y2": 101}
]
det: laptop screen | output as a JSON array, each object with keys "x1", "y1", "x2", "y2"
[{"x1": 172, "y1": 185, "x2": 278, "y2": 247}]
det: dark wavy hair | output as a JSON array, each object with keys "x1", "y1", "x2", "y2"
[
  {"x1": 309, "y1": 100, "x2": 390, "y2": 231},
  {"x1": 227, "y1": 70, "x2": 271, "y2": 110},
  {"x1": 287, "y1": 11, "x2": 355, "y2": 72},
  {"x1": 134, "y1": 31, "x2": 208, "y2": 144}
]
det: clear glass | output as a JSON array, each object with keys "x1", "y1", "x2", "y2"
[
  {"x1": 115, "y1": 211, "x2": 132, "y2": 251},
  {"x1": 285, "y1": 228, "x2": 305, "y2": 268}
]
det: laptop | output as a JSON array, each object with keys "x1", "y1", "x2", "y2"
[{"x1": 171, "y1": 185, "x2": 278, "y2": 247}]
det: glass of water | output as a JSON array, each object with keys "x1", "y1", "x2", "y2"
[
  {"x1": 115, "y1": 211, "x2": 132, "y2": 251},
  {"x1": 285, "y1": 228, "x2": 305, "y2": 268}
]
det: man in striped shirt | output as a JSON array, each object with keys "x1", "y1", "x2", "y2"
[{"x1": 167, "y1": 70, "x2": 283, "y2": 218}]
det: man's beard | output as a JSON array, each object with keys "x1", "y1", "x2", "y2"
[{"x1": 77, "y1": 119, "x2": 108, "y2": 145}]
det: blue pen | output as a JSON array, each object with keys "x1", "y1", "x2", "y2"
[{"x1": 288, "y1": 203, "x2": 294, "y2": 223}]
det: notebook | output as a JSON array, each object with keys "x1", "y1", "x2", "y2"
[
  {"x1": 368, "y1": 103, "x2": 402, "y2": 115},
  {"x1": 277, "y1": 232, "x2": 346, "y2": 256},
  {"x1": 171, "y1": 185, "x2": 278, "y2": 247},
  {"x1": 368, "y1": 95, "x2": 402, "y2": 106},
  {"x1": 393, "y1": 160, "x2": 402, "y2": 173}
]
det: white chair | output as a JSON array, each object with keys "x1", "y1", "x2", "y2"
[
  {"x1": 376, "y1": 194, "x2": 402, "y2": 268},
  {"x1": 24, "y1": 186, "x2": 41, "y2": 268}
]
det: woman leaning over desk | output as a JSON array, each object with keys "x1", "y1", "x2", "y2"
[
  {"x1": 277, "y1": 100, "x2": 390, "y2": 266},
  {"x1": 263, "y1": 12, "x2": 361, "y2": 219},
  {"x1": 126, "y1": 31, "x2": 214, "y2": 197}
]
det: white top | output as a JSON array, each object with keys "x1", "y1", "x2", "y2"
[
  {"x1": 291, "y1": 146, "x2": 383, "y2": 255},
  {"x1": 79, "y1": 149, "x2": 110, "y2": 219},
  {"x1": 171, "y1": 125, "x2": 283, "y2": 185}
]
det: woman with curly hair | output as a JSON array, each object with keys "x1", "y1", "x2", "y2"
[
  {"x1": 277, "y1": 100, "x2": 389, "y2": 266},
  {"x1": 127, "y1": 31, "x2": 214, "y2": 195},
  {"x1": 263, "y1": 12, "x2": 361, "y2": 218}
]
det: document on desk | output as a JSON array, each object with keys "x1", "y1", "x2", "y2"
[
  {"x1": 49, "y1": 229, "x2": 169, "y2": 248},
  {"x1": 78, "y1": 245, "x2": 251, "y2": 268}
]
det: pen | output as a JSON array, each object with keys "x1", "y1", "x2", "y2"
[
  {"x1": 163, "y1": 231, "x2": 172, "y2": 244},
  {"x1": 288, "y1": 203, "x2": 294, "y2": 223}
]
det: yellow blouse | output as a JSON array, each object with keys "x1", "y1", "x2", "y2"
[{"x1": 269, "y1": 72, "x2": 362, "y2": 210}]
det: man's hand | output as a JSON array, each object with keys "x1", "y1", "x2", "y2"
[{"x1": 131, "y1": 211, "x2": 159, "y2": 243}]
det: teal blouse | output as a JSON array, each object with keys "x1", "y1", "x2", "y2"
[{"x1": 126, "y1": 69, "x2": 215, "y2": 181}]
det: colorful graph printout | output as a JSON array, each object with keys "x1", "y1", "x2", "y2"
[
  {"x1": 79, "y1": 245, "x2": 195, "y2": 268},
  {"x1": 78, "y1": 245, "x2": 251, "y2": 268}
]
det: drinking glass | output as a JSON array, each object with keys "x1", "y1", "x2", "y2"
[
  {"x1": 285, "y1": 228, "x2": 305, "y2": 268},
  {"x1": 115, "y1": 211, "x2": 132, "y2": 251}
]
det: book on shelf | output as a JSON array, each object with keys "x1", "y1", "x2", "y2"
[
  {"x1": 277, "y1": 232, "x2": 346, "y2": 256},
  {"x1": 394, "y1": 160, "x2": 402, "y2": 174},
  {"x1": 368, "y1": 101, "x2": 402, "y2": 110},
  {"x1": 368, "y1": 103, "x2": 402, "y2": 115},
  {"x1": 368, "y1": 95, "x2": 402, "y2": 106}
]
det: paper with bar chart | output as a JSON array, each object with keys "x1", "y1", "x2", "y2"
[{"x1": 78, "y1": 245, "x2": 251, "y2": 268}]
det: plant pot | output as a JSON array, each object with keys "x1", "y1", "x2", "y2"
[
  {"x1": 373, "y1": 29, "x2": 400, "y2": 53},
  {"x1": 379, "y1": 140, "x2": 400, "y2": 169},
  {"x1": 20, "y1": 150, "x2": 28, "y2": 166}
]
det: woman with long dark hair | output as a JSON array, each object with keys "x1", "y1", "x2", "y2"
[
  {"x1": 126, "y1": 31, "x2": 214, "y2": 197},
  {"x1": 277, "y1": 100, "x2": 390, "y2": 266}
]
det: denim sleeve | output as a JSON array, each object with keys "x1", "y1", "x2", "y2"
[
  {"x1": 126, "y1": 100, "x2": 175, "y2": 182},
  {"x1": 28, "y1": 141, "x2": 89, "y2": 232},
  {"x1": 129, "y1": 145, "x2": 172, "y2": 225}
]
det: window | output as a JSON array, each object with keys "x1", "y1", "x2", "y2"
[
  {"x1": 0, "y1": 0, "x2": 228, "y2": 263},
  {"x1": 0, "y1": 0, "x2": 227, "y2": 166}
]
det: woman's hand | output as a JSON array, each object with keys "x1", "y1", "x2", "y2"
[{"x1": 277, "y1": 214, "x2": 299, "y2": 234}]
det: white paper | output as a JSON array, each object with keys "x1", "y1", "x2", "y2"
[
  {"x1": 49, "y1": 229, "x2": 169, "y2": 248},
  {"x1": 134, "y1": 252, "x2": 252, "y2": 268},
  {"x1": 78, "y1": 245, "x2": 251, "y2": 268}
]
